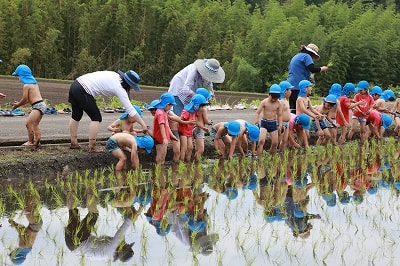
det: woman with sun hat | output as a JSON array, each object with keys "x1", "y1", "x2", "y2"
[
  {"x1": 287, "y1": 44, "x2": 329, "y2": 113},
  {"x1": 168, "y1": 58, "x2": 225, "y2": 116}
]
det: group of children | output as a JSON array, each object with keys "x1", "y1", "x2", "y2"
[{"x1": 106, "y1": 79, "x2": 400, "y2": 172}]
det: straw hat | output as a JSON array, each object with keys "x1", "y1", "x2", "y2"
[
  {"x1": 194, "y1": 59, "x2": 225, "y2": 83},
  {"x1": 304, "y1": 44, "x2": 320, "y2": 59}
]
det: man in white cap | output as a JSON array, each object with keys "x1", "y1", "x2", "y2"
[{"x1": 168, "y1": 58, "x2": 225, "y2": 116}]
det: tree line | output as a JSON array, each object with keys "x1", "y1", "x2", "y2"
[{"x1": 0, "y1": 0, "x2": 399, "y2": 95}]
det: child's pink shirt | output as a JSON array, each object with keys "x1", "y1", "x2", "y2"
[
  {"x1": 337, "y1": 96, "x2": 351, "y2": 125},
  {"x1": 153, "y1": 109, "x2": 171, "y2": 144},
  {"x1": 178, "y1": 109, "x2": 197, "y2": 137},
  {"x1": 353, "y1": 93, "x2": 374, "y2": 118}
]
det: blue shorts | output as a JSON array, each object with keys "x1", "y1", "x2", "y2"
[
  {"x1": 282, "y1": 121, "x2": 289, "y2": 129},
  {"x1": 260, "y1": 119, "x2": 278, "y2": 133},
  {"x1": 312, "y1": 120, "x2": 327, "y2": 131},
  {"x1": 106, "y1": 137, "x2": 119, "y2": 153}
]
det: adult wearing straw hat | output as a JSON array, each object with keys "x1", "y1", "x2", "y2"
[
  {"x1": 168, "y1": 58, "x2": 225, "y2": 116},
  {"x1": 287, "y1": 44, "x2": 329, "y2": 113}
]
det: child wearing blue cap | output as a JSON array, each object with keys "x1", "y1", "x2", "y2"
[
  {"x1": 192, "y1": 94, "x2": 213, "y2": 161},
  {"x1": 278, "y1": 81, "x2": 294, "y2": 151},
  {"x1": 211, "y1": 120, "x2": 241, "y2": 160},
  {"x1": 11, "y1": 64, "x2": 47, "y2": 147},
  {"x1": 107, "y1": 105, "x2": 144, "y2": 135},
  {"x1": 254, "y1": 84, "x2": 283, "y2": 156},
  {"x1": 365, "y1": 110, "x2": 392, "y2": 139},
  {"x1": 312, "y1": 94, "x2": 339, "y2": 145},
  {"x1": 391, "y1": 92, "x2": 400, "y2": 137},
  {"x1": 348, "y1": 80, "x2": 374, "y2": 143},
  {"x1": 179, "y1": 94, "x2": 209, "y2": 161},
  {"x1": 152, "y1": 92, "x2": 179, "y2": 164},
  {"x1": 105, "y1": 133, "x2": 154, "y2": 173}
]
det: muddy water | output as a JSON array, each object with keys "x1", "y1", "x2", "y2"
[{"x1": 1, "y1": 144, "x2": 400, "y2": 265}]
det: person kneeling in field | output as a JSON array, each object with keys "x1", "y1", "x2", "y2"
[{"x1": 106, "y1": 133, "x2": 154, "y2": 172}]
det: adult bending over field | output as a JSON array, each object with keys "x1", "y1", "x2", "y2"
[{"x1": 68, "y1": 70, "x2": 148, "y2": 152}]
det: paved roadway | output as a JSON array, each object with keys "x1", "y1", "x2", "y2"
[{"x1": 0, "y1": 108, "x2": 257, "y2": 145}]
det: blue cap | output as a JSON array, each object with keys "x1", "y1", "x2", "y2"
[
  {"x1": 383, "y1": 89, "x2": 395, "y2": 101},
  {"x1": 322, "y1": 193, "x2": 337, "y2": 207},
  {"x1": 329, "y1": 83, "x2": 342, "y2": 97},
  {"x1": 188, "y1": 219, "x2": 207, "y2": 233},
  {"x1": 196, "y1": 88, "x2": 212, "y2": 99},
  {"x1": 134, "y1": 135, "x2": 154, "y2": 154},
  {"x1": 223, "y1": 187, "x2": 238, "y2": 200},
  {"x1": 224, "y1": 121, "x2": 241, "y2": 136},
  {"x1": 268, "y1": 84, "x2": 281, "y2": 94},
  {"x1": 294, "y1": 114, "x2": 311, "y2": 130},
  {"x1": 367, "y1": 185, "x2": 378, "y2": 195},
  {"x1": 381, "y1": 114, "x2": 392, "y2": 129},
  {"x1": 146, "y1": 99, "x2": 160, "y2": 110},
  {"x1": 279, "y1": 81, "x2": 294, "y2": 92},
  {"x1": 323, "y1": 94, "x2": 337, "y2": 104},
  {"x1": 370, "y1": 86, "x2": 383, "y2": 96},
  {"x1": 133, "y1": 185, "x2": 152, "y2": 205},
  {"x1": 117, "y1": 70, "x2": 141, "y2": 91},
  {"x1": 150, "y1": 220, "x2": 171, "y2": 236},
  {"x1": 338, "y1": 191, "x2": 351, "y2": 205},
  {"x1": 243, "y1": 173, "x2": 258, "y2": 190},
  {"x1": 155, "y1": 92, "x2": 176, "y2": 109},
  {"x1": 10, "y1": 248, "x2": 31, "y2": 265},
  {"x1": 12, "y1": 64, "x2": 37, "y2": 84},
  {"x1": 184, "y1": 94, "x2": 209, "y2": 112},
  {"x1": 293, "y1": 203, "x2": 305, "y2": 218},
  {"x1": 356, "y1": 80, "x2": 369, "y2": 91},
  {"x1": 245, "y1": 122, "x2": 260, "y2": 142},
  {"x1": 352, "y1": 194, "x2": 364, "y2": 205},
  {"x1": 394, "y1": 181, "x2": 400, "y2": 191},
  {"x1": 342, "y1": 83, "x2": 355, "y2": 96},
  {"x1": 120, "y1": 105, "x2": 142, "y2": 119}
]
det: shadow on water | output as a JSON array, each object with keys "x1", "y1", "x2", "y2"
[{"x1": 1, "y1": 139, "x2": 400, "y2": 265}]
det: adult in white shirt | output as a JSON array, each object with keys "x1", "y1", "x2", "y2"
[
  {"x1": 68, "y1": 70, "x2": 148, "y2": 152},
  {"x1": 168, "y1": 58, "x2": 225, "y2": 116}
]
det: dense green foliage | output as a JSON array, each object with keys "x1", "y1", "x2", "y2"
[{"x1": 1, "y1": 0, "x2": 400, "y2": 95}]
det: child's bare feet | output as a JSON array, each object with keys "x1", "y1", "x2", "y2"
[
  {"x1": 21, "y1": 141, "x2": 35, "y2": 146},
  {"x1": 70, "y1": 143, "x2": 81, "y2": 150}
]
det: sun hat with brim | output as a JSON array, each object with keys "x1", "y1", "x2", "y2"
[
  {"x1": 10, "y1": 248, "x2": 31, "y2": 265},
  {"x1": 381, "y1": 114, "x2": 393, "y2": 129},
  {"x1": 118, "y1": 70, "x2": 141, "y2": 91},
  {"x1": 134, "y1": 135, "x2": 154, "y2": 154},
  {"x1": 294, "y1": 114, "x2": 311, "y2": 130},
  {"x1": 191, "y1": 233, "x2": 219, "y2": 256},
  {"x1": 245, "y1": 122, "x2": 260, "y2": 142},
  {"x1": 184, "y1": 94, "x2": 209, "y2": 112},
  {"x1": 194, "y1": 58, "x2": 225, "y2": 83},
  {"x1": 356, "y1": 80, "x2": 369, "y2": 91},
  {"x1": 196, "y1": 87, "x2": 212, "y2": 100},
  {"x1": 154, "y1": 92, "x2": 176, "y2": 109},
  {"x1": 12, "y1": 64, "x2": 37, "y2": 84},
  {"x1": 223, "y1": 187, "x2": 238, "y2": 200},
  {"x1": 224, "y1": 121, "x2": 240, "y2": 136},
  {"x1": 120, "y1": 105, "x2": 142, "y2": 120},
  {"x1": 323, "y1": 94, "x2": 337, "y2": 104},
  {"x1": 304, "y1": 43, "x2": 320, "y2": 59}
]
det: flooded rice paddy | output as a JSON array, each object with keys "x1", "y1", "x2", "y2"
[{"x1": 1, "y1": 139, "x2": 400, "y2": 265}]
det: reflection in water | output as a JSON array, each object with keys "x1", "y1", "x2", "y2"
[{"x1": 1, "y1": 140, "x2": 400, "y2": 264}]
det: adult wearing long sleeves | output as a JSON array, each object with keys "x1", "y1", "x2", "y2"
[
  {"x1": 287, "y1": 44, "x2": 328, "y2": 113},
  {"x1": 168, "y1": 58, "x2": 225, "y2": 116},
  {"x1": 68, "y1": 70, "x2": 148, "y2": 152}
]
